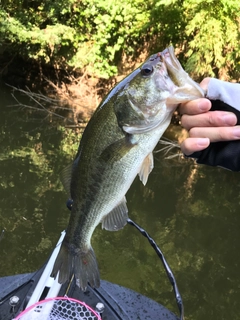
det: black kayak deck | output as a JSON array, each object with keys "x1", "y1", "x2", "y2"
[{"x1": 0, "y1": 266, "x2": 179, "y2": 320}]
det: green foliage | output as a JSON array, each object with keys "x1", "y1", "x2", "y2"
[
  {"x1": 150, "y1": 0, "x2": 240, "y2": 79},
  {"x1": 1, "y1": 0, "x2": 240, "y2": 79},
  {"x1": 0, "y1": 8, "x2": 76, "y2": 64},
  {"x1": 183, "y1": 0, "x2": 240, "y2": 79},
  {"x1": 69, "y1": 0, "x2": 150, "y2": 78}
]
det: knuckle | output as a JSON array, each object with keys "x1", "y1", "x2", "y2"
[
  {"x1": 180, "y1": 115, "x2": 191, "y2": 130},
  {"x1": 188, "y1": 127, "x2": 197, "y2": 137},
  {"x1": 217, "y1": 130, "x2": 225, "y2": 140},
  {"x1": 208, "y1": 111, "x2": 222, "y2": 126},
  {"x1": 216, "y1": 128, "x2": 230, "y2": 141},
  {"x1": 208, "y1": 113, "x2": 215, "y2": 126}
]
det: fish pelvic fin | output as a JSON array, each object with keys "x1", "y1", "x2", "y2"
[{"x1": 51, "y1": 240, "x2": 100, "y2": 291}]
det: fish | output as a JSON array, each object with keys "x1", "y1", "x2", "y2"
[{"x1": 51, "y1": 46, "x2": 205, "y2": 291}]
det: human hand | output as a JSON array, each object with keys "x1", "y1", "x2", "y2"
[{"x1": 179, "y1": 78, "x2": 239, "y2": 155}]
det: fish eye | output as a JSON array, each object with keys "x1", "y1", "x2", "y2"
[{"x1": 141, "y1": 64, "x2": 154, "y2": 77}]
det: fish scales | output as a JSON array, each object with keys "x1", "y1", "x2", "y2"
[{"x1": 51, "y1": 46, "x2": 205, "y2": 291}]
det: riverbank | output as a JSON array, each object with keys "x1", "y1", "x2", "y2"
[
  {"x1": 0, "y1": 53, "x2": 183, "y2": 130},
  {"x1": 0, "y1": 54, "x2": 120, "y2": 123}
]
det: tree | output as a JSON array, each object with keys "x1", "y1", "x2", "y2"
[{"x1": 1, "y1": 0, "x2": 240, "y2": 80}]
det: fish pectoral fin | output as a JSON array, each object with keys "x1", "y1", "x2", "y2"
[
  {"x1": 138, "y1": 152, "x2": 154, "y2": 186},
  {"x1": 100, "y1": 135, "x2": 137, "y2": 163},
  {"x1": 60, "y1": 163, "x2": 73, "y2": 196},
  {"x1": 101, "y1": 197, "x2": 128, "y2": 231}
]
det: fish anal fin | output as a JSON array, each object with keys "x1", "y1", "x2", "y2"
[
  {"x1": 102, "y1": 197, "x2": 128, "y2": 231},
  {"x1": 138, "y1": 152, "x2": 154, "y2": 186}
]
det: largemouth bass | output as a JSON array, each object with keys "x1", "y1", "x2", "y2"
[{"x1": 51, "y1": 46, "x2": 204, "y2": 291}]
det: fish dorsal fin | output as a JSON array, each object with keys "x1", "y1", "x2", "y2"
[
  {"x1": 101, "y1": 197, "x2": 128, "y2": 231},
  {"x1": 138, "y1": 152, "x2": 154, "y2": 186},
  {"x1": 60, "y1": 163, "x2": 73, "y2": 196}
]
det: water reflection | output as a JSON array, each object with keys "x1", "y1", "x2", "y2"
[{"x1": 0, "y1": 82, "x2": 240, "y2": 320}]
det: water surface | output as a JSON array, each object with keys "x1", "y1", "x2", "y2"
[{"x1": 0, "y1": 82, "x2": 240, "y2": 320}]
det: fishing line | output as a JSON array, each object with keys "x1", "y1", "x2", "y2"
[{"x1": 127, "y1": 218, "x2": 184, "y2": 320}]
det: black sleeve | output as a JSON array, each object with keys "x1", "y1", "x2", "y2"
[{"x1": 188, "y1": 100, "x2": 240, "y2": 171}]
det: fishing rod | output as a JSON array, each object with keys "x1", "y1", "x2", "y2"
[
  {"x1": 25, "y1": 231, "x2": 65, "y2": 309},
  {"x1": 127, "y1": 218, "x2": 184, "y2": 320},
  {"x1": 11, "y1": 230, "x2": 101, "y2": 320}
]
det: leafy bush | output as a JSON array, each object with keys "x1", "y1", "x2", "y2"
[
  {"x1": 1, "y1": 0, "x2": 240, "y2": 80},
  {"x1": 183, "y1": 0, "x2": 240, "y2": 79}
]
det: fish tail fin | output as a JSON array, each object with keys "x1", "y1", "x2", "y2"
[
  {"x1": 51, "y1": 241, "x2": 100, "y2": 291},
  {"x1": 75, "y1": 246, "x2": 100, "y2": 291}
]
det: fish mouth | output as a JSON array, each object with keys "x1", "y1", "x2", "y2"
[
  {"x1": 159, "y1": 46, "x2": 182, "y2": 72},
  {"x1": 159, "y1": 46, "x2": 206, "y2": 100},
  {"x1": 146, "y1": 49, "x2": 173, "y2": 73},
  {"x1": 160, "y1": 46, "x2": 172, "y2": 58}
]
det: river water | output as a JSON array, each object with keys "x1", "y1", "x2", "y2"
[{"x1": 0, "y1": 81, "x2": 240, "y2": 320}]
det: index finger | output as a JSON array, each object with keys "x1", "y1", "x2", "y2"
[{"x1": 179, "y1": 98, "x2": 211, "y2": 115}]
